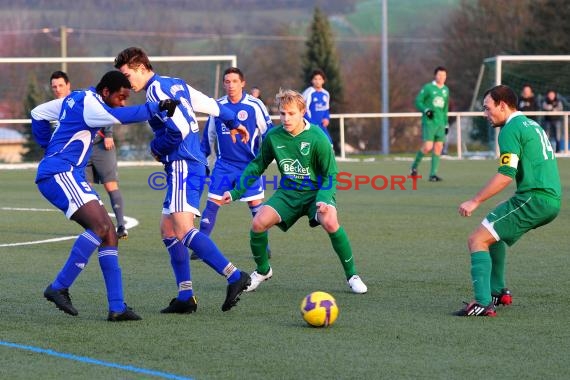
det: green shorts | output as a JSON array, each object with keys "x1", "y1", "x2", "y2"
[
  {"x1": 422, "y1": 124, "x2": 446, "y2": 143},
  {"x1": 482, "y1": 193, "x2": 560, "y2": 246},
  {"x1": 264, "y1": 188, "x2": 336, "y2": 232}
]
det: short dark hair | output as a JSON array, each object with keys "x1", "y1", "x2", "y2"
[
  {"x1": 50, "y1": 70, "x2": 69, "y2": 84},
  {"x1": 483, "y1": 85, "x2": 518, "y2": 110},
  {"x1": 434, "y1": 66, "x2": 447, "y2": 75},
  {"x1": 114, "y1": 47, "x2": 153, "y2": 71},
  {"x1": 223, "y1": 67, "x2": 245, "y2": 81},
  {"x1": 96, "y1": 70, "x2": 132, "y2": 94},
  {"x1": 311, "y1": 69, "x2": 326, "y2": 81}
]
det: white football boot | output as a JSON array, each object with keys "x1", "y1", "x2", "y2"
[
  {"x1": 244, "y1": 267, "x2": 273, "y2": 292},
  {"x1": 347, "y1": 275, "x2": 367, "y2": 294}
]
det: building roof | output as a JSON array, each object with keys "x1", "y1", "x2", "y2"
[{"x1": 0, "y1": 127, "x2": 25, "y2": 143}]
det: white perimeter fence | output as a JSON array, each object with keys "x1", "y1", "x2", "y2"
[{"x1": 2, "y1": 110, "x2": 569, "y2": 161}]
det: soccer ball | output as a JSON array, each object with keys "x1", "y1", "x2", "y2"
[{"x1": 300, "y1": 291, "x2": 339, "y2": 327}]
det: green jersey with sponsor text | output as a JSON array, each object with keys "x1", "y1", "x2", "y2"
[
  {"x1": 497, "y1": 112, "x2": 561, "y2": 200},
  {"x1": 229, "y1": 120, "x2": 338, "y2": 205},
  {"x1": 415, "y1": 81, "x2": 449, "y2": 127}
]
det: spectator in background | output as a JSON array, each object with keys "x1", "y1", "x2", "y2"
[
  {"x1": 250, "y1": 86, "x2": 263, "y2": 102},
  {"x1": 50, "y1": 71, "x2": 71, "y2": 99},
  {"x1": 541, "y1": 89, "x2": 564, "y2": 152},
  {"x1": 518, "y1": 84, "x2": 539, "y2": 120}
]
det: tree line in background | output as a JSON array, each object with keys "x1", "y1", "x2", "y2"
[{"x1": 2, "y1": 0, "x2": 570, "y2": 161}]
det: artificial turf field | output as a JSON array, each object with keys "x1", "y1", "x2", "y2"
[{"x1": 1, "y1": 158, "x2": 569, "y2": 379}]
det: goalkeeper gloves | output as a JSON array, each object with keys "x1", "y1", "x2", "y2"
[
  {"x1": 424, "y1": 109, "x2": 434, "y2": 119},
  {"x1": 159, "y1": 99, "x2": 180, "y2": 117}
]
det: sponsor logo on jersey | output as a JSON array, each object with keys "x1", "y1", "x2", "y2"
[
  {"x1": 432, "y1": 96, "x2": 445, "y2": 108},
  {"x1": 237, "y1": 110, "x2": 248, "y2": 121},
  {"x1": 280, "y1": 158, "x2": 310, "y2": 177},
  {"x1": 300, "y1": 142, "x2": 310, "y2": 156},
  {"x1": 499, "y1": 153, "x2": 519, "y2": 168}
]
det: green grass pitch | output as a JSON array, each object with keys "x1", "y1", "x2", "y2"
[{"x1": 1, "y1": 158, "x2": 569, "y2": 379}]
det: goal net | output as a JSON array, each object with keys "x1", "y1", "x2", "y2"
[
  {"x1": 471, "y1": 55, "x2": 570, "y2": 110},
  {"x1": 466, "y1": 55, "x2": 570, "y2": 153}
]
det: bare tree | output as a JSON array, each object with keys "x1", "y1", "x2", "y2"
[{"x1": 439, "y1": 0, "x2": 532, "y2": 110}]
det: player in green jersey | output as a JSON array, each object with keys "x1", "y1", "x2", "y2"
[
  {"x1": 411, "y1": 66, "x2": 449, "y2": 182},
  {"x1": 222, "y1": 89, "x2": 367, "y2": 294},
  {"x1": 455, "y1": 85, "x2": 561, "y2": 316}
]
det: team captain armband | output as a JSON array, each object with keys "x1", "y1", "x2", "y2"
[
  {"x1": 499, "y1": 153, "x2": 519, "y2": 168},
  {"x1": 498, "y1": 152, "x2": 518, "y2": 177}
]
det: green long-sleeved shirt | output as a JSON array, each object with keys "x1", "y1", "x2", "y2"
[
  {"x1": 229, "y1": 120, "x2": 338, "y2": 205},
  {"x1": 415, "y1": 81, "x2": 449, "y2": 127}
]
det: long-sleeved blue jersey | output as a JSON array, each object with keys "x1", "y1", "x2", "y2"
[
  {"x1": 201, "y1": 92, "x2": 272, "y2": 168},
  {"x1": 302, "y1": 86, "x2": 330, "y2": 127},
  {"x1": 144, "y1": 73, "x2": 242, "y2": 165},
  {"x1": 31, "y1": 88, "x2": 161, "y2": 182}
]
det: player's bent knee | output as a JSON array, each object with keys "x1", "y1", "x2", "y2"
[
  {"x1": 321, "y1": 221, "x2": 340, "y2": 233},
  {"x1": 92, "y1": 222, "x2": 114, "y2": 240},
  {"x1": 251, "y1": 219, "x2": 270, "y2": 233}
]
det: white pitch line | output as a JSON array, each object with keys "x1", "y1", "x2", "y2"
[{"x1": 0, "y1": 208, "x2": 138, "y2": 247}]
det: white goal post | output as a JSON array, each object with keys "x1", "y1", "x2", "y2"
[
  {"x1": 487, "y1": 54, "x2": 570, "y2": 86},
  {"x1": 0, "y1": 55, "x2": 237, "y2": 99}
]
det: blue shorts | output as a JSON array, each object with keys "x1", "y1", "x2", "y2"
[
  {"x1": 162, "y1": 160, "x2": 207, "y2": 215},
  {"x1": 37, "y1": 170, "x2": 100, "y2": 219},
  {"x1": 207, "y1": 159, "x2": 264, "y2": 202}
]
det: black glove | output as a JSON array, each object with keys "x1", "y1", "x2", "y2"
[
  {"x1": 424, "y1": 109, "x2": 434, "y2": 119},
  {"x1": 159, "y1": 99, "x2": 181, "y2": 117},
  {"x1": 445, "y1": 126, "x2": 449, "y2": 135}
]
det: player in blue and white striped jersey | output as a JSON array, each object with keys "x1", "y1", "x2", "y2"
[
  {"x1": 302, "y1": 69, "x2": 332, "y2": 143},
  {"x1": 197, "y1": 67, "x2": 272, "y2": 249},
  {"x1": 115, "y1": 47, "x2": 252, "y2": 314},
  {"x1": 31, "y1": 70, "x2": 177, "y2": 321}
]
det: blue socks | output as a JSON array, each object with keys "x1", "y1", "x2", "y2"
[
  {"x1": 199, "y1": 200, "x2": 220, "y2": 236},
  {"x1": 163, "y1": 237, "x2": 193, "y2": 301},
  {"x1": 98, "y1": 247, "x2": 125, "y2": 313},
  {"x1": 52, "y1": 230, "x2": 101, "y2": 290},
  {"x1": 181, "y1": 228, "x2": 240, "y2": 283}
]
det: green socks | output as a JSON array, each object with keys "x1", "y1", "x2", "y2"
[
  {"x1": 490, "y1": 241, "x2": 507, "y2": 293},
  {"x1": 430, "y1": 153, "x2": 440, "y2": 176},
  {"x1": 250, "y1": 230, "x2": 270, "y2": 274},
  {"x1": 329, "y1": 227, "x2": 357, "y2": 278},
  {"x1": 412, "y1": 150, "x2": 424, "y2": 170},
  {"x1": 470, "y1": 251, "x2": 492, "y2": 306}
]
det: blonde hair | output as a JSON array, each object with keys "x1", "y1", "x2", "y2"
[{"x1": 275, "y1": 88, "x2": 306, "y2": 113}]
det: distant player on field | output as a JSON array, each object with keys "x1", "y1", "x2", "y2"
[
  {"x1": 455, "y1": 84, "x2": 561, "y2": 316},
  {"x1": 222, "y1": 89, "x2": 367, "y2": 294},
  {"x1": 32, "y1": 70, "x2": 178, "y2": 321},
  {"x1": 191, "y1": 67, "x2": 273, "y2": 260},
  {"x1": 49, "y1": 70, "x2": 71, "y2": 99},
  {"x1": 302, "y1": 69, "x2": 333, "y2": 144},
  {"x1": 411, "y1": 66, "x2": 449, "y2": 182}
]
